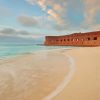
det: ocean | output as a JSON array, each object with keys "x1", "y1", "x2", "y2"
[{"x1": 0, "y1": 44, "x2": 72, "y2": 59}]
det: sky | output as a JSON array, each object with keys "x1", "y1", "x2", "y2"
[{"x1": 0, "y1": 0, "x2": 100, "y2": 40}]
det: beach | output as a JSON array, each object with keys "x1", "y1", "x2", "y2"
[
  {"x1": 54, "y1": 47, "x2": 100, "y2": 100},
  {"x1": 0, "y1": 47, "x2": 100, "y2": 100}
]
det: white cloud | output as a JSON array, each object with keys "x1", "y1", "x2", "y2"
[
  {"x1": 47, "y1": 9, "x2": 64, "y2": 25},
  {"x1": 38, "y1": 0, "x2": 46, "y2": 11},
  {"x1": 17, "y1": 15, "x2": 38, "y2": 27},
  {"x1": 25, "y1": 0, "x2": 100, "y2": 32},
  {"x1": 83, "y1": 0, "x2": 100, "y2": 27},
  {"x1": 26, "y1": 0, "x2": 67, "y2": 25}
]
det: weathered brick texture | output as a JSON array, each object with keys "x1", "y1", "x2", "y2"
[{"x1": 44, "y1": 31, "x2": 100, "y2": 46}]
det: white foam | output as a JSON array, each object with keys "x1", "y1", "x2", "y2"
[{"x1": 43, "y1": 55, "x2": 76, "y2": 100}]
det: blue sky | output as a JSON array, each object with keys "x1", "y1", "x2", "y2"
[{"x1": 0, "y1": 0, "x2": 100, "y2": 39}]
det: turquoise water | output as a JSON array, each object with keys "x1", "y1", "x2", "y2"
[{"x1": 0, "y1": 44, "x2": 72, "y2": 59}]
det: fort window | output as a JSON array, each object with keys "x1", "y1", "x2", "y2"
[
  {"x1": 76, "y1": 38, "x2": 79, "y2": 41},
  {"x1": 61, "y1": 40, "x2": 62, "y2": 42},
  {"x1": 94, "y1": 37, "x2": 97, "y2": 40},
  {"x1": 88, "y1": 37, "x2": 90, "y2": 40},
  {"x1": 64, "y1": 39, "x2": 66, "y2": 41},
  {"x1": 67, "y1": 39, "x2": 70, "y2": 41}
]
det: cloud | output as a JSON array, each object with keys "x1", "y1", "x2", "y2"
[
  {"x1": 26, "y1": 0, "x2": 36, "y2": 5},
  {"x1": 17, "y1": 15, "x2": 49, "y2": 28},
  {"x1": 47, "y1": 9, "x2": 64, "y2": 25},
  {"x1": 0, "y1": 27, "x2": 45, "y2": 39},
  {"x1": 53, "y1": 4, "x2": 63, "y2": 11},
  {"x1": 0, "y1": 28, "x2": 16, "y2": 35},
  {"x1": 17, "y1": 15, "x2": 38, "y2": 27},
  {"x1": 83, "y1": 0, "x2": 100, "y2": 27},
  {"x1": 26, "y1": 0, "x2": 100, "y2": 32},
  {"x1": 26, "y1": 0, "x2": 67, "y2": 25},
  {"x1": 38, "y1": 0, "x2": 46, "y2": 11}
]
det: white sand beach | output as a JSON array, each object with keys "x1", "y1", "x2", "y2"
[
  {"x1": 0, "y1": 47, "x2": 100, "y2": 100},
  {"x1": 53, "y1": 47, "x2": 100, "y2": 100}
]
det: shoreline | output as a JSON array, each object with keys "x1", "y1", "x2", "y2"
[
  {"x1": 0, "y1": 44, "x2": 74, "y2": 60},
  {"x1": 0, "y1": 47, "x2": 99, "y2": 100},
  {"x1": 53, "y1": 47, "x2": 100, "y2": 100},
  {"x1": 0, "y1": 48, "x2": 72, "y2": 100},
  {"x1": 0, "y1": 47, "x2": 73, "y2": 61},
  {"x1": 43, "y1": 55, "x2": 76, "y2": 100}
]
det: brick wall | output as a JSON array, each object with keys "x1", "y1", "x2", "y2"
[{"x1": 44, "y1": 31, "x2": 100, "y2": 46}]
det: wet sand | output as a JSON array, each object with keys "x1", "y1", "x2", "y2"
[
  {"x1": 0, "y1": 47, "x2": 100, "y2": 100},
  {"x1": 0, "y1": 50, "x2": 71, "y2": 100}
]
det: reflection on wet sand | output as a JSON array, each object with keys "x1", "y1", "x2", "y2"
[{"x1": 0, "y1": 50, "x2": 70, "y2": 100}]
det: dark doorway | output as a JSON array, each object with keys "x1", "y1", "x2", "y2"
[
  {"x1": 88, "y1": 37, "x2": 90, "y2": 40},
  {"x1": 94, "y1": 37, "x2": 97, "y2": 40},
  {"x1": 64, "y1": 39, "x2": 66, "y2": 41}
]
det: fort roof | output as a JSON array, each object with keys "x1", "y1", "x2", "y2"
[{"x1": 46, "y1": 31, "x2": 100, "y2": 37}]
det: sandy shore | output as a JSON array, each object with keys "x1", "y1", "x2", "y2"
[
  {"x1": 0, "y1": 47, "x2": 100, "y2": 100},
  {"x1": 0, "y1": 49, "x2": 70, "y2": 100},
  {"x1": 53, "y1": 47, "x2": 100, "y2": 100}
]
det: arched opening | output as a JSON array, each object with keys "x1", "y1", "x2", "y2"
[
  {"x1": 94, "y1": 37, "x2": 97, "y2": 40},
  {"x1": 88, "y1": 37, "x2": 90, "y2": 40},
  {"x1": 67, "y1": 39, "x2": 70, "y2": 41},
  {"x1": 76, "y1": 38, "x2": 79, "y2": 41}
]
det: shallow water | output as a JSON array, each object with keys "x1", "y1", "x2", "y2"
[
  {"x1": 0, "y1": 51, "x2": 71, "y2": 100},
  {"x1": 0, "y1": 44, "x2": 72, "y2": 59}
]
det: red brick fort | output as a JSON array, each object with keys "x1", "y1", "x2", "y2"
[{"x1": 44, "y1": 31, "x2": 100, "y2": 46}]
